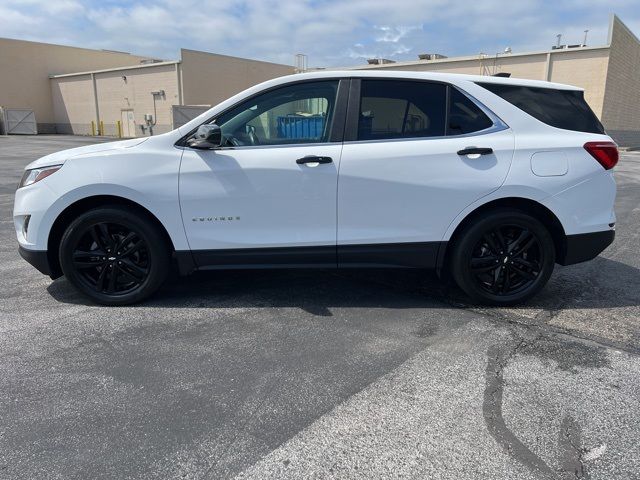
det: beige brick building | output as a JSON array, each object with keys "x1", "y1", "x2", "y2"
[
  {"x1": 351, "y1": 15, "x2": 640, "y2": 147},
  {"x1": 0, "y1": 39, "x2": 293, "y2": 136},
  {"x1": 0, "y1": 37, "x2": 152, "y2": 133},
  {"x1": 49, "y1": 49, "x2": 293, "y2": 136}
]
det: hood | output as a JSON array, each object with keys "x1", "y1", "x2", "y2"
[{"x1": 25, "y1": 137, "x2": 149, "y2": 170}]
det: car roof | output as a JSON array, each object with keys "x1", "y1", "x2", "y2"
[{"x1": 280, "y1": 69, "x2": 582, "y2": 91}]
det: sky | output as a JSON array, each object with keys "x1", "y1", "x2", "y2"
[{"x1": 1, "y1": 0, "x2": 639, "y2": 67}]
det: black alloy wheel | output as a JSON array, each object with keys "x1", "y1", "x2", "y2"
[
  {"x1": 469, "y1": 224, "x2": 543, "y2": 296},
  {"x1": 71, "y1": 222, "x2": 150, "y2": 295},
  {"x1": 59, "y1": 206, "x2": 170, "y2": 305},
  {"x1": 451, "y1": 209, "x2": 555, "y2": 305}
]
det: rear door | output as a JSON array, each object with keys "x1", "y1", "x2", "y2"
[{"x1": 337, "y1": 78, "x2": 515, "y2": 267}]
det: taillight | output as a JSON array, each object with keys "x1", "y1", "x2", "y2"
[{"x1": 583, "y1": 141, "x2": 618, "y2": 170}]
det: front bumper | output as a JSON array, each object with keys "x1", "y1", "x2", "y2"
[
  {"x1": 558, "y1": 230, "x2": 615, "y2": 266},
  {"x1": 18, "y1": 246, "x2": 52, "y2": 276}
]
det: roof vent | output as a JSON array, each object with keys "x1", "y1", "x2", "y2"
[
  {"x1": 101, "y1": 49, "x2": 131, "y2": 55},
  {"x1": 367, "y1": 58, "x2": 396, "y2": 65},
  {"x1": 551, "y1": 44, "x2": 583, "y2": 50},
  {"x1": 418, "y1": 53, "x2": 447, "y2": 60}
]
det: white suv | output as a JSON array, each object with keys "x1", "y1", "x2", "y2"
[{"x1": 13, "y1": 71, "x2": 617, "y2": 305}]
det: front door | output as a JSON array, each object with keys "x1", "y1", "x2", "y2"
[
  {"x1": 179, "y1": 79, "x2": 346, "y2": 268},
  {"x1": 337, "y1": 79, "x2": 515, "y2": 267}
]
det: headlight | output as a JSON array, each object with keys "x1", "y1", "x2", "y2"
[{"x1": 18, "y1": 165, "x2": 62, "y2": 189}]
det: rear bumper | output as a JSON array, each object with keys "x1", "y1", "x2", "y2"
[
  {"x1": 558, "y1": 230, "x2": 614, "y2": 266},
  {"x1": 18, "y1": 246, "x2": 51, "y2": 276}
]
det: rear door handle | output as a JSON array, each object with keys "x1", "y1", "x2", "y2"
[
  {"x1": 296, "y1": 155, "x2": 333, "y2": 165},
  {"x1": 457, "y1": 147, "x2": 494, "y2": 156}
]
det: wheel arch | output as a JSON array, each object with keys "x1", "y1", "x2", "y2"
[
  {"x1": 436, "y1": 197, "x2": 567, "y2": 274},
  {"x1": 47, "y1": 195, "x2": 177, "y2": 279}
]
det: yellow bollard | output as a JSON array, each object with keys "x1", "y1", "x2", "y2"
[
  {"x1": 91, "y1": 121, "x2": 96, "y2": 136},
  {"x1": 116, "y1": 120, "x2": 122, "y2": 138},
  {"x1": 99, "y1": 120, "x2": 104, "y2": 136}
]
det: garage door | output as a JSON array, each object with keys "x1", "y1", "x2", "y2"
[
  {"x1": 3, "y1": 109, "x2": 37, "y2": 135},
  {"x1": 172, "y1": 105, "x2": 210, "y2": 129}
]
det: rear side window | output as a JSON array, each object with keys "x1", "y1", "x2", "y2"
[
  {"x1": 358, "y1": 80, "x2": 447, "y2": 140},
  {"x1": 477, "y1": 83, "x2": 605, "y2": 134},
  {"x1": 447, "y1": 88, "x2": 494, "y2": 135}
]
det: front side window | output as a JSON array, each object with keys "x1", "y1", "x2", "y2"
[
  {"x1": 214, "y1": 80, "x2": 339, "y2": 146},
  {"x1": 358, "y1": 80, "x2": 447, "y2": 141}
]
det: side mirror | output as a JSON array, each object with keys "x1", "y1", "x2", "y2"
[{"x1": 187, "y1": 124, "x2": 222, "y2": 149}]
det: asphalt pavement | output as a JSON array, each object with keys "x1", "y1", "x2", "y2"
[{"x1": 0, "y1": 135, "x2": 639, "y2": 479}]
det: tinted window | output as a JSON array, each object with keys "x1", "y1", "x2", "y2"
[
  {"x1": 477, "y1": 82, "x2": 605, "y2": 134},
  {"x1": 215, "y1": 80, "x2": 338, "y2": 146},
  {"x1": 358, "y1": 80, "x2": 446, "y2": 140},
  {"x1": 447, "y1": 88, "x2": 494, "y2": 135}
]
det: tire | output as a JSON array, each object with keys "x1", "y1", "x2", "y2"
[
  {"x1": 450, "y1": 208, "x2": 555, "y2": 306},
  {"x1": 58, "y1": 206, "x2": 170, "y2": 305}
]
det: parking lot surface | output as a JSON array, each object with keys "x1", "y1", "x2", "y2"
[{"x1": 1, "y1": 135, "x2": 639, "y2": 479}]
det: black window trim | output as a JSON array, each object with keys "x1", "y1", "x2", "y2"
[
  {"x1": 175, "y1": 77, "x2": 350, "y2": 149},
  {"x1": 343, "y1": 78, "x2": 509, "y2": 144}
]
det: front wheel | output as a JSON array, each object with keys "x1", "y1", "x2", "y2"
[
  {"x1": 59, "y1": 206, "x2": 170, "y2": 305},
  {"x1": 450, "y1": 209, "x2": 555, "y2": 305}
]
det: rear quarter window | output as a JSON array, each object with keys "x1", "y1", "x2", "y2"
[
  {"x1": 477, "y1": 82, "x2": 605, "y2": 134},
  {"x1": 447, "y1": 87, "x2": 494, "y2": 135}
]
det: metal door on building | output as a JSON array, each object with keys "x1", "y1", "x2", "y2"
[
  {"x1": 2, "y1": 109, "x2": 37, "y2": 135},
  {"x1": 121, "y1": 109, "x2": 136, "y2": 137}
]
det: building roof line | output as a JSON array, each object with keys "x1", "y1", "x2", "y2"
[
  {"x1": 346, "y1": 44, "x2": 610, "y2": 70},
  {"x1": 0, "y1": 36, "x2": 156, "y2": 60},
  {"x1": 180, "y1": 48, "x2": 293, "y2": 68},
  {"x1": 610, "y1": 14, "x2": 640, "y2": 45},
  {"x1": 49, "y1": 60, "x2": 181, "y2": 78}
]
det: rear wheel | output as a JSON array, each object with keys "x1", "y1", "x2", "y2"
[
  {"x1": 451, "y1": 209, "x2": 555, "y2": 305},
  {"x1": 59, "y1": 206, "x2": 170, "y2": 305}
]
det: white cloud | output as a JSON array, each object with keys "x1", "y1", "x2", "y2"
[
  {"x1": 2, "y1": 0, "x2": 84, "y2": 15},
  {"x1": 374, "y1": 25, "x2": 422, "y2": 43},
  {"x1": 0, "y1": 0, "x2": 639, "y2": 67}
]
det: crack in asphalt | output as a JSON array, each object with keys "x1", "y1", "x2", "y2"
[
  {"x1": 558, "y1": 416, "x2": 589, "y2": 479},
  {"x1": 483, "y1": 335, "x2": 564, "y2": 480},
  {"x1": 483, "y1": 335, "x2": 602, "y2": 480},
  {"x1": 453, "y1": 299, "x2": 640, "y2": 357},
  {"x1": 483, "y1": 336, "x2": 559, "y2": 479}
]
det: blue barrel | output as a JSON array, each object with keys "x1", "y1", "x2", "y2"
[{"x1": 277, "y1": 115, "x2": 324, "y2": 140}]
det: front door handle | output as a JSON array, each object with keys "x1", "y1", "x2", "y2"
[
  {"x1": 457, "y1": 147, "x2": 494, "y2": 156},
  {"x1": 296, "y1": 155, "x2": 333, "y2": 165}
]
